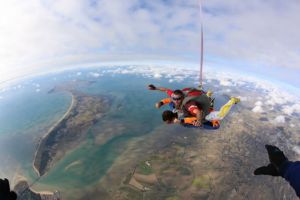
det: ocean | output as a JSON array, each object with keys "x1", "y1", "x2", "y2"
[{"x1": 0, "y1": 67, "x2": 191, "y2": 196}]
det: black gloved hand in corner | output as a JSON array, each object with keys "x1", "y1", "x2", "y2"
[
  {"x1": 148, "y1": 84, "x2": 156, "y2": 90},
  {"x1": 0, "y1": 179, "x2": 17, "y2": 200},
  {"x1": 254, "y1": 144, "x2": 288, "y2": 176}
]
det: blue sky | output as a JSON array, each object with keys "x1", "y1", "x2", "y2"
[{"x1": 0, "y1": 0, "x2": 300, "y2": 86}]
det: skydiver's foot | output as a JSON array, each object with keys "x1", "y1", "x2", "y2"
[
  {"x1": 207, "y1": 90, "x2": 213, "y2": 97},
  {"x1": 231, "y1": 97, "x2": 240, "y2": 104}
]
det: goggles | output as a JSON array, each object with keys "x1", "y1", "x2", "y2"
[{"x1": 171, "y1": 95, "x2": 182, "y2": 101}]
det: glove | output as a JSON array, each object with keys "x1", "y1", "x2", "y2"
[
  {"x1": 192, "y1": 120, "x2": 202, "y2": 127},
  {"x1": 211, "y1": 120, "x2": 220, "y2": 127},
  {"x1": 254, "y1": 145, "x2": 288, "y2": 176},
  {"x1": 265, "y1": 144, "x2": 288, "y2": 170},
  {"x1": 155, "y1": 101, "x2": 163, "y2": 109},
  {"x1": 148, "y1": 84, "x2": 156, "y2": 90},
  {"x1": 0, "y1": 179, "x2": 17, "y2": 200},
  {"x1": 254, "y1": 164, "x2": 280, "y2": 176}
]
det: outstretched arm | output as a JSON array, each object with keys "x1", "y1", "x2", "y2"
[
  {"x1": 156, "y1": 98, "x2": 171, "y2": 108},
  {"x1": 148, "y1": 84, "x2": 171, "y2": 92}
]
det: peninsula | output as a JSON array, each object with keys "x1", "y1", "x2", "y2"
[{"x1": 33, "y1": 89, "x2": 111, "y2": 176}]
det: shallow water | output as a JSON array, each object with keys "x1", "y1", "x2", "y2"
[
  {"x1": 0, "y1": 68, "x2": 174, "y2": 190},
  {"x1": 0, "y1": 67, "x2": 233, "y2": 197}
]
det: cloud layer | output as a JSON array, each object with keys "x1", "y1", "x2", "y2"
[{"x1": 1, "y1": 0, "x2": 300, "y2": 83}]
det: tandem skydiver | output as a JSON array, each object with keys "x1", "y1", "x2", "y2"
[
  {"x1": 148, "y1": 84, "x2": 212, "y2": 121},
  {"x1": 161, "y1": 96, "x2": 239, "y2": 128},
  {"x1": 148, "y1": 84, "x2": 239, "y2": 128}
]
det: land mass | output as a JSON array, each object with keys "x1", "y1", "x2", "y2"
[
  {"x1": 14, "y1": 179, "x2": 59, "y2": 200},
  {"x1": 86, "y1": 99, "x2": 299, "y2": 200},
  {"x1": 33, "y1": 89, "x2": 111, "y2": 176}
]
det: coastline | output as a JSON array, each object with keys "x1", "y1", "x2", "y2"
[
  {"x1": 32, "y1": 90, "x2": 110, "y2": 177},
  {"x1": 32, "y1": 92, "x2": 75, "y2": 177},
  {"x1": 13, "y1": 175, "x2": 55, "y2": 198},
  {"x1": 30, "y1": 187, "x2": 55, "y2": 196}
]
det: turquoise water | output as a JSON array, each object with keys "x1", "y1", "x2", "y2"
[
  {"x1": 0, "y1": 67, "x2": 232, "y2": 196},
  {"x1": 0, "y1": 79, "x2": 72, "y2": 180},
  {"x1": 0, "y1": 89, "x2": 71, "y2": 136},
  {"x1": 38, "y1": 130, "x2": 135, "y2": 188},
  {"x1": 0, "y1": 68, "x2": 182, "y2": 191},
  {"x1": 36, "y1": 73, "x2": 171, "y2": 188}
]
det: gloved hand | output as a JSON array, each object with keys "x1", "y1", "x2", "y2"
[
  {"x1": 155, "y1": 101, "x2": 163, "y2": 109},
  {"x1": 254, "y1": 145, "x2": 288, "y2": 176},
  {"x1": 192, "y1": 120, "x2": 202, "y2": 127},
  {"x1": 0, "y1": 179, "x2": 17, "y2": 200},
  {"x1": 148, "y1": 84, "x2": 156, "y2": 90},
  {"x1": 211, "y1": 120, "x2": 220, "y2": 127}
]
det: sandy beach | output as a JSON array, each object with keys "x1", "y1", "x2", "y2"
[{"x1": 32, "y1": 92, "x2": 75, "y2": 177}]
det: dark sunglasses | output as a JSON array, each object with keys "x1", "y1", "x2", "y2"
[{"x1": 172, "y1": 97, "x2": 182, "y2": 101}]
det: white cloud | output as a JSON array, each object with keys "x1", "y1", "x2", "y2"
[
  {"x1": 219, "y1": 79, "x2": 233, "y2": 86},
  {"x1": 225, "y1": 89, "x2": 231, "y2": 93},
  {"x1": 36, "y1": 88, "x2": 41, "y2": 92},
  {"x1": 173, "y1": 75, "x2": 185, "y2": 82},
  {"x1": 239, "y1": 96, "x2": 248, "y2": 102},
  {"x1": 252, "y1": 101, "x2": 266, "y2": 113},
  {"x1": 265, "y1": 90, "x2": 290, "y2": 105},
  {"x1": 252, "y1": 106, "x2": 263, "y2": 113},
  {"x1": 0, "y1": 88, "x2": 7, "y2": 92},
  {"x1": 0, "y1": 0, "x2": 300, "y2": 85},
  {"x1": 293, "y1": 146, "x2": 300, "y2": 155},
  {"x1": 282, "y1": 104, "x2": 300, "y2": 116},
  {"x1": 273, "y1": 115, "x2": 285, "y2": 124},
  {"x1": 153, "y1": 73, "x2": 162, "y2": 79},
  {"x1": 120, "y1": 69, "x2": 131, "y2": 74},
  {"x1": 76, "y1": 72, "x2": 82, "y2": 76},
  {"x1": 205, "y1": 0, "x2": 300, "y2": 69},
  {"x1": 245, "y1": 77, "x2": 300, "y2": 115},
  {"x1": 89, "y1": 72, "x2": 101, "y2": 77},
  {"x1": 255, "y1": 101, "x2": 263, "y2": 106},
  {"x1": 33, "y1": 83, "x2": 40, "y2": 88},
  {"x1": 265, "y1": 100, "x2": 276, "y2": 106}
]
